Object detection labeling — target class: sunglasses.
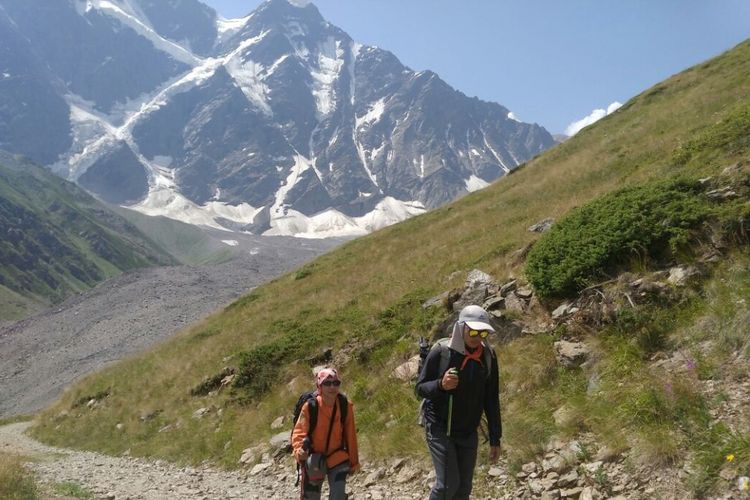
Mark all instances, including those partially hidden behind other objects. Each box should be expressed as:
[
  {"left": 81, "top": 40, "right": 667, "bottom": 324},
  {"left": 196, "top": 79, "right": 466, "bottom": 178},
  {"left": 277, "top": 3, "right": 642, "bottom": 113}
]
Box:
[
  {"left": 468, "top": 329, "right": 490, "bottom": 339},
  {"left": 321, "top": 380, "right": 341, "bottom": 387}
]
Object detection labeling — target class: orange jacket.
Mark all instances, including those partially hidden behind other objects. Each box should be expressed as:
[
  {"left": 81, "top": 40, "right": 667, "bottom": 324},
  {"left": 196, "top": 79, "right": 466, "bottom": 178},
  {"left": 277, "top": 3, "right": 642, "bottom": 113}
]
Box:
[{"left": 291, "top": 394, "right": 360, "bottom": 472}]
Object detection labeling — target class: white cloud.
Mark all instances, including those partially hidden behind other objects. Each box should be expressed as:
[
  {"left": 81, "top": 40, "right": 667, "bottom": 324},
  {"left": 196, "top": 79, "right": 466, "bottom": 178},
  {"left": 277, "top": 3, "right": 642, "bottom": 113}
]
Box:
[
  {"left": 507, "top": 111, "right": 520, "bottom": 122},
  {"left": 565, "top": 101, "right": 622, "bottom": 136}
]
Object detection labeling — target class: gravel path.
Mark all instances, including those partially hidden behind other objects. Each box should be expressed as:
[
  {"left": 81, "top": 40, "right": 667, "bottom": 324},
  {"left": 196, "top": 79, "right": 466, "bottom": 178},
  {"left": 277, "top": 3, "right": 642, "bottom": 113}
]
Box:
[
  {"left": 0, "top": 234, "right": 339, "bottom": 417},
  {"left": 1, "top": 422, "right": 299, "bottom": 499},
  {"left": 1, "top": 422, "right": 438, "bottom": 499}
]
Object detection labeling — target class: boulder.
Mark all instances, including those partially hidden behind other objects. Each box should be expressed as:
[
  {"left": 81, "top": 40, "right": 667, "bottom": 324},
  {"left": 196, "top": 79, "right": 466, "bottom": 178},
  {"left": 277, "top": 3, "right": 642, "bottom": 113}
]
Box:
[
  {"left": 269, "top": 431, "right": 290, "bottom": 450},
  {"left": 392, "top": 355, "right": 421, "bottom": 381},
  {"left": 554, "top": 341, "right": 591, "bottom": 368}
]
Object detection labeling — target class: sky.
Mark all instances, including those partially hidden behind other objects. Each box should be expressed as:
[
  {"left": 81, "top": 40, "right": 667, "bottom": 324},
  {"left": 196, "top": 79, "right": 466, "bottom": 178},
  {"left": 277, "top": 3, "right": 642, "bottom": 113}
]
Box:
[{"left": 202, "top": 0, "right": 750, "bottom": 135}]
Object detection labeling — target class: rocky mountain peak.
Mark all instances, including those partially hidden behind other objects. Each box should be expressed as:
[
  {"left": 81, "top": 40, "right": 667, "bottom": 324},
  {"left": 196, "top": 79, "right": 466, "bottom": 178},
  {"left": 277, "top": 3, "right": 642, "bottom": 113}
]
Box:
[{"left": 0, "top": 0, "right": 555, "bottom": 238}]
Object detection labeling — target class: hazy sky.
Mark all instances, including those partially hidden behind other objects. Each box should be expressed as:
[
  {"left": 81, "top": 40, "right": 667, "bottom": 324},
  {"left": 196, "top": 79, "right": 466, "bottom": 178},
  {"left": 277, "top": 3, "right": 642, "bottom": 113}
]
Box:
[{"left": 203, "top": 0, "right": 750, "bottom": 135}]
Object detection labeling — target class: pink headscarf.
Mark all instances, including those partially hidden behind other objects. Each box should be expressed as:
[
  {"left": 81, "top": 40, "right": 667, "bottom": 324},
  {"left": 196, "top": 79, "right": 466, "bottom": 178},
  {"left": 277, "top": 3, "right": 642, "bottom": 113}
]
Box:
[{"left": 316, "top": 368, "right": 340, "bottom": 386}]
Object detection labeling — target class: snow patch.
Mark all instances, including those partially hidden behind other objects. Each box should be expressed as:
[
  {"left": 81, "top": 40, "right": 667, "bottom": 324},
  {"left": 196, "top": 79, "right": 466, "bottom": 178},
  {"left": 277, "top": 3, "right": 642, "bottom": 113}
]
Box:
[
  {"left": 507, "top": 111, "right": 520, "bottom": 122},
  {"left": 355, "top": 97, "right": 386, "bottom": 129},
  {"left": 465, "top": 175, "right": 490, "bottom": 192},
  {"left": 77, "top": 0, "right": 200, "bottom": 66},
  {"left": 287, "top": 0, "right": 311, "bottom": 6},
  {"left": 130, "top": 180, "right": 259, "bottom": 232},
  {"left": 221, "top": 240, "right": 239, "bottom": 246},
  {"left": 309, "top": 37, "right": 345, "bottom": 118},
  {"left": 216, "top": 14, "right": 252, "bottom": 46},
  {"left": 223, "top": 31, "right": 273, "bottom": 115},
  {"left": 270, "top": 155, "right": 312, "bottom": 217},
  {"left": 565, "top": 101, "right": 622, "bottom": 136},
  {"left": 264, "top": 196, "right": 426, "bottom": 238}
]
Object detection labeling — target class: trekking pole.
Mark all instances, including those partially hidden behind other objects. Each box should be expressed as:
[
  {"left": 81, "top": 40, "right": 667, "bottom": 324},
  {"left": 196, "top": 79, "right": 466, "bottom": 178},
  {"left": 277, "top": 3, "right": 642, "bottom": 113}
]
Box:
[
  {"left": 446, "top": 395, "right": 453, "bottom": 437},
  {"left": 446, "top": 368, "right": 457, "bottom": 437},
  {"left": 300, "top": 437, "right": 311, "bottom": 500}
]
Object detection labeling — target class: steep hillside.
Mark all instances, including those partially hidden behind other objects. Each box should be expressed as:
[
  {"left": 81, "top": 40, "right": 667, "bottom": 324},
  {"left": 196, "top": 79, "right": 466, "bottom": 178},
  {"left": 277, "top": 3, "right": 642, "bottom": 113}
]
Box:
[
  {"left": 33, "top": 40, "right": 750, "bottom": 497},
  {"left": 0, "top": 153, "right": 175, "bottom": 320}
]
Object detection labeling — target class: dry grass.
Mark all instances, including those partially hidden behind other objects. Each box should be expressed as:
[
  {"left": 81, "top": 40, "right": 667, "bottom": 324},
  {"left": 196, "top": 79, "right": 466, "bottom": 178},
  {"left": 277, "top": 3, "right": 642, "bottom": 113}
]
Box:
[{"left": 0, "top": 452, "right": 38, "bottom": 500}]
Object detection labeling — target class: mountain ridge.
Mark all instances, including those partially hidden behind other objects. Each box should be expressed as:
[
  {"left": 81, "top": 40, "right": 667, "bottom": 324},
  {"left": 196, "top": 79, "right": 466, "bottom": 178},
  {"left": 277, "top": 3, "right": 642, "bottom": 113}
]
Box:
[{"left": 0, "top": 0, "right": 554, "bottom": 237}]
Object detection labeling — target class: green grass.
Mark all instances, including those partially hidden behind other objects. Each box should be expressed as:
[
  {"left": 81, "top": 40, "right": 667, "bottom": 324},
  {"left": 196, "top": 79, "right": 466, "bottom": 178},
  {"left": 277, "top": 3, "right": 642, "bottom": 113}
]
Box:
[
  {"left": 28, "top": 37, "right": 750, "bottom": 496},
  {"left": 0, "top": 453, "right": 38, "bottom": 500},
  {"left": 53, "top": 481, "right": 93, "bottom": 499},
  {"left": 0, "top": 156, "right": 174, "bottom": 320}
]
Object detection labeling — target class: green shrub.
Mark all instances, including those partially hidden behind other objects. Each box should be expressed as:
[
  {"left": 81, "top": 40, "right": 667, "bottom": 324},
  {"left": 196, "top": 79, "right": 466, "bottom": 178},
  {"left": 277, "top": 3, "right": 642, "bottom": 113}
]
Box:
[{"left": 526, "top": 179, "right": 715, "bottom": 298}]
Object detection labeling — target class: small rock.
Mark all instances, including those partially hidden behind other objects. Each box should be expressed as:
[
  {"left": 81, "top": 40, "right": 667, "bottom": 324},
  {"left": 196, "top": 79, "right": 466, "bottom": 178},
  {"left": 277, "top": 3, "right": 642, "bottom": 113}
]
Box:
[
  {"left": 521, "top": 462, "right": 538, "bottom": 474},
  {"left": 554, "top": 341, "right": 591, "bottom": 368},
  {"left": 115, "top": 423, "right": 124, "bottom": 431},
  {"left": 392, "top": 355, "right": 421, "bottom": 381},
  {"left": 239, "top": 448, "right": 256, "bottom": 465},
  {"left": 192, "top": 407, "right": 210, "bottom": 419},
  {"left": 552, "top": 303, "right": 572, "bottom": 319},
  {"left": 528, "top": 218, "right": 555, "bottom": 233},
  {"left": 270, "top": 415, "right": 285, "bottom": 430},
  {"left": 250, "top": 462, "right": 272, "bottom": 476},
  {"left": 488, "top": 466, "right": 504, "bottom": 477},
  {"left": 560, "top": 486, "right": 583, "bottom": 498}
]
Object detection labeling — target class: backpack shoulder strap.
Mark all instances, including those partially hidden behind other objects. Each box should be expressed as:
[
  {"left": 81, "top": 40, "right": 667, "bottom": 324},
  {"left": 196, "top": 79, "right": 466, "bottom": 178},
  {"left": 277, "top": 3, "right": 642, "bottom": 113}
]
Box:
[
  {"left": 436, "top": 339, "right": 451, "bottom": 375},
  {"left": 483, "top": 343, "right": 497, "bottom": 379},
  {"left": 337, "top": 393, "right": 348, "bottom": 426},
  {"left": 307, "top": 397, "right": 319, "bottom": 435}
]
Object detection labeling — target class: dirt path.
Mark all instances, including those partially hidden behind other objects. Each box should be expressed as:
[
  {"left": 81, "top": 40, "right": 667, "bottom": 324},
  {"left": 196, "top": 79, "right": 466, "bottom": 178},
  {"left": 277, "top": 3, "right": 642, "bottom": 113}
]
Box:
[{"left": 0, "top": 422, "right": 436, "bottom": 499}]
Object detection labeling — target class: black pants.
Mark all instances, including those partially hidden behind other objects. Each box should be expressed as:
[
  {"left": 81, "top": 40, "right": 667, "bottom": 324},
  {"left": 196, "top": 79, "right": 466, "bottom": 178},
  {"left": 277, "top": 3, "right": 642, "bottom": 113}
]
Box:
[{"left": 425, "top": 422, "right": 478, "bottom": 500}]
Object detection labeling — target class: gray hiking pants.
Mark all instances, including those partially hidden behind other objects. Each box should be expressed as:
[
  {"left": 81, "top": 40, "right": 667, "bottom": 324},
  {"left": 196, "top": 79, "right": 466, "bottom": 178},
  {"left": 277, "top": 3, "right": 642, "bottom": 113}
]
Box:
[
  {"left": 302, "top": 462, "right": 349, "bottom": 500},
  {"left": 425, "top": 422, "right": 478, "bottom": 500}
]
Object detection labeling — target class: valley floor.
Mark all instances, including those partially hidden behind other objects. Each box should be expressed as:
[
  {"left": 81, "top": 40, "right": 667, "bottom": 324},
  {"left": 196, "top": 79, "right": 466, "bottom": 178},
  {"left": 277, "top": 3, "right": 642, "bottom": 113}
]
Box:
[{"left": 0, "top": 235, "right": 336, "bottom": 418}]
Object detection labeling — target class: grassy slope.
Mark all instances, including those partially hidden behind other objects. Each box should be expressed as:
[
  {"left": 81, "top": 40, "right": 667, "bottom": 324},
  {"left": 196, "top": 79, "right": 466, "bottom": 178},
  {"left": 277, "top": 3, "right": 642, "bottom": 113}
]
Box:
[
  {"left": 33, "top": 39, "right": 750, "bottom": 487},
  {"left": 0, "top": 155, "right": 176, "bottom": 319}
]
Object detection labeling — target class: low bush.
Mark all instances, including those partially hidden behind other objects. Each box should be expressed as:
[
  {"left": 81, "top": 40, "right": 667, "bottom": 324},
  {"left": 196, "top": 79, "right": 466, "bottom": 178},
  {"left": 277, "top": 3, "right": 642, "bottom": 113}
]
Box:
[{"left": 526, "top": 179, "right": 724, "bottom": 298}]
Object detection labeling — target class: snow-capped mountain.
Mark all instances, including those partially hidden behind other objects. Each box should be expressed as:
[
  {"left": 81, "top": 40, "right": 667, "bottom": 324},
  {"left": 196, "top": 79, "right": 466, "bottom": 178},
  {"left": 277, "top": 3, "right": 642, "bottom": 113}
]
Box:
[{"left": 0, "top": 0, "right": 555, "bottom": 238}]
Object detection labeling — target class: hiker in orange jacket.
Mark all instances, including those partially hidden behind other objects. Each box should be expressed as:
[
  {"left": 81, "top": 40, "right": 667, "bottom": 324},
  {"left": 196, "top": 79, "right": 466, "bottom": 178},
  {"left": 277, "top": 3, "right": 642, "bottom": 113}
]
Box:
[{"left": 292, "top": 368, "right": 360, "bottom": 500}]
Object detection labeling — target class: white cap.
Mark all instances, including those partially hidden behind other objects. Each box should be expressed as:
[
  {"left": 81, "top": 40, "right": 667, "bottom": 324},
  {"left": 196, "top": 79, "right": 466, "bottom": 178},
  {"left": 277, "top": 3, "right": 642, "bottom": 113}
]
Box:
[{"left": 458, "top": 305, "right": 494, "bottom": 332}]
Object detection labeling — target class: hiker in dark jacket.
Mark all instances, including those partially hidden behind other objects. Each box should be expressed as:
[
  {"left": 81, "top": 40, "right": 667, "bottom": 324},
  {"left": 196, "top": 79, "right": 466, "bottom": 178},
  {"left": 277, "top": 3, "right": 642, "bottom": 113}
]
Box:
[{"left": 416, "top": 305, "right": 502, "bottom": 500}]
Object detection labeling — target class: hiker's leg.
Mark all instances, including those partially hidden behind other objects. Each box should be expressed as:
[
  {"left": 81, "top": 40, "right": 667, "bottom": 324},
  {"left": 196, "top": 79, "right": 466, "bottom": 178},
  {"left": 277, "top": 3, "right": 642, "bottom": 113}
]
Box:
[
  {"left": 425, "top": 422, "right": 459, "bottom": 500},
  {"left": 452, "top": 431, "right": 479, "bottom": 500},
  {"left": 326, "top": 462, "right": 350, "bottom": 500},
  {"left": 303, "top": 473, "right": 323, "bottom": 500}
]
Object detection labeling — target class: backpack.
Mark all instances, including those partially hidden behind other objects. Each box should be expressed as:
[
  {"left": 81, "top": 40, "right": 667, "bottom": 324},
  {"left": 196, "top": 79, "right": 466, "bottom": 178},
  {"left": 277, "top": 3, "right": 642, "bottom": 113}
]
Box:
[{"left": 416, "top": 337, "right": 495, "bottom": 426}]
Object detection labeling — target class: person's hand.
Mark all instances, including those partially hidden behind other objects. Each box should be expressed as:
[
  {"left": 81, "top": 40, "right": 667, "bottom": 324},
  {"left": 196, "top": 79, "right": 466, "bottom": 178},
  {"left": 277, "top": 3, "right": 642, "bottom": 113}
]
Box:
[
  {"left": 489, "top": 445, "right": 501, "bottom": 463},
  {"left": 441, "top": 369, "right": 459, "bottom": 391},
  {"left": 296, "top": 449, "right": 309, "bottom": 463}
]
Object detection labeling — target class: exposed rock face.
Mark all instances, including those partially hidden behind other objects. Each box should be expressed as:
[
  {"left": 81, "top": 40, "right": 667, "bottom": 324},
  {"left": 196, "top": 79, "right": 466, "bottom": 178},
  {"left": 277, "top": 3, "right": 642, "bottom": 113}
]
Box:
[{"left": 0, "top": 0, "right": 555, "bottom": 237}]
